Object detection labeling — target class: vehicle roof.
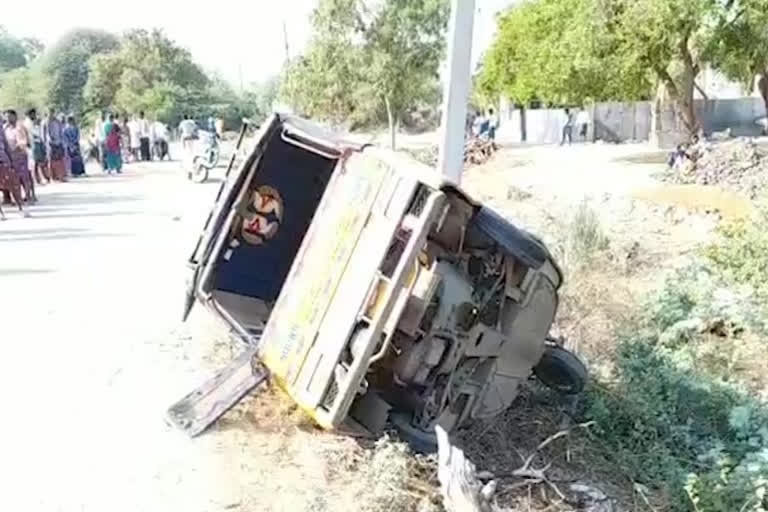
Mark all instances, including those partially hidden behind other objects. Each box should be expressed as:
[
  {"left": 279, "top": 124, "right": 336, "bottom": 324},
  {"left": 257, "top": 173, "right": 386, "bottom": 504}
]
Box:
[
  {"left": 278, "top": 113, "right": 479, "bottom": 207},
  {"left": 361, "top": 146, "right": 479, "bottom": 207}
]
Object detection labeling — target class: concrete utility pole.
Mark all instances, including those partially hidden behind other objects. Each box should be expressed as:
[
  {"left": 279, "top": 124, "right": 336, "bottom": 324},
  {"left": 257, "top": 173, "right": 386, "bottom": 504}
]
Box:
[
  {"left": 437, "top": 0, "right": 475, "bottom": 185},
  {"left": 283, "top": 20, "right": 291, "bottom": 63}
]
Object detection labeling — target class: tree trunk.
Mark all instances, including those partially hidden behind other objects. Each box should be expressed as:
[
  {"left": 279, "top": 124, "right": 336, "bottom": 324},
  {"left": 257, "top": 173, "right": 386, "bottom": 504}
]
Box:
[
  {"left": 384, "top": 96, "right": 397, "bottom": 150},
  {"left": 759, "top": 73, "right": 768, "bottom": 134},
  {"left": 650, "top": 82, "right": 665, "bottom": 147},
  {"left": 519, "top": 105, "right": 527, "bottom": 142},
  {"left": 676, "top": 34, "right": 700, "bottom": 139}
]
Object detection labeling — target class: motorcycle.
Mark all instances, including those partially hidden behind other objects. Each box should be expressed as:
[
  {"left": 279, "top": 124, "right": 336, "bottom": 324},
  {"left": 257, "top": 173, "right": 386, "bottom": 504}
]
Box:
[{"left": 187, "top": 130, "right": 221, "bottom": 184}]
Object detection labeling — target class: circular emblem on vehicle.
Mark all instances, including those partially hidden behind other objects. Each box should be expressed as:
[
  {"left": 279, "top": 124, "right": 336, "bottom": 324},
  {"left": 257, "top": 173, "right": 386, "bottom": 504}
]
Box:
[{"left": 241, "top": 185, "right": 283, "bottom": 245}]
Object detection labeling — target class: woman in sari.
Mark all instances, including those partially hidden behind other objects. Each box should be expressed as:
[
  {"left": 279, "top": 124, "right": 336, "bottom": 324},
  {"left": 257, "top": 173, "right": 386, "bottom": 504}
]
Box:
[
  {"left": 44, "top": 110, "right": 67, "bottom": 181},
  {"left": 64, "top": 116, "right": 85, "bottom": 177},
  {"left": 104, "top": 114, "right": 123, "bottom": 174},
  {"left": 0, "top": 121, "right": 27, "bottom": 219},
  {"left": 4, "top": 109, "right": 36, "bottom": 203}
]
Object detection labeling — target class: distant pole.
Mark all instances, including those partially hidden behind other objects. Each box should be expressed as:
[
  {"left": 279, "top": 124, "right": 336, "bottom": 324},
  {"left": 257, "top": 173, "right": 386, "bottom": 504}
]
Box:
[
  {"left": 437, "top": 0, "right": 475, "bottom": 185},
  {"left": 283, "top": 20, "right": 291, "bottom": 63}
]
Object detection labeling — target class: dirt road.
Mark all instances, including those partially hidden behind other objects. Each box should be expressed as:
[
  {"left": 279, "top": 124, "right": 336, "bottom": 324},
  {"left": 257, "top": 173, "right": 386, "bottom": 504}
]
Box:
[
  {"left": 0, "top": 140, "right": 722, "bottom": 512},
  {"left": 0, "top": 161, "right": 367, "bottom": 512}
]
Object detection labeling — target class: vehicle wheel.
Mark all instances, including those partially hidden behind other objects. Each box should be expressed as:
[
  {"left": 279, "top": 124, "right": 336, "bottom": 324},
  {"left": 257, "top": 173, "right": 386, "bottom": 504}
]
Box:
[
  {"left": 190, "top": 161, "right": 209, "bottom": 184},
  {"left": 533, "top": 345, "right": 587, "bottom": 395},
  {"left": 390, "top": 412, "right": 438, "bottom": 453}
]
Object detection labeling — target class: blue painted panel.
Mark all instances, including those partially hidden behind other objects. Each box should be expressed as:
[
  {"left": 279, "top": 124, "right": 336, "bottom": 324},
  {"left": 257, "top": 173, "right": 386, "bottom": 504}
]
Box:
[{"left": 214, "top": 137, "right": 336, "bottom": 302}]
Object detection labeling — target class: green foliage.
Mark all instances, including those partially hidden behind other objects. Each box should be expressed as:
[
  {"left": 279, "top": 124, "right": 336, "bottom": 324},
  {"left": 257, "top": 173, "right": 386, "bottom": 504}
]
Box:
[
  {"left": 280, "top": 0, "right": 448, "bottom": 147},
  {"left": 0, "top": 26, "right": 29, "bottom": 74},
  {"left": 479, "top": 0, "right": 736, "bottom": 134},
  {"left": 83, "top": 29, "right": 209, "bottom": 123},
  {"left": 555, "top": 202, "right": 610, "bottom": 272},
  {"left": 706, "top": 0, "right": 768, "bottom": 112},
  {"left": 0, "top": 67, "right": 44, "bottom": 113},
  {"left": 585, "top": 264, "right": 768, "bottom": 511},
  {"left": 478, "top": 0, "right": 652, "bottom": 105},
  {"left": 204, "top": 76, "right": 280, "bottom": 130},
  {"left": 37, "top": 28, "right": 119, "bottom": 114},
  {"left": 706, "top": 206, "right": 768, "bottom": 302},
  {"left": 0, "top": 27, "right": 44, "bottom": 107}
]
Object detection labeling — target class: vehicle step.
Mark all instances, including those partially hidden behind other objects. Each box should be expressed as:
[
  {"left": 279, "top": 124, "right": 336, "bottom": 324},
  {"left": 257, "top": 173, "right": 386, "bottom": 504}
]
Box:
[{"left": 166, "top": 346, "right": 268, "bottom": 437}]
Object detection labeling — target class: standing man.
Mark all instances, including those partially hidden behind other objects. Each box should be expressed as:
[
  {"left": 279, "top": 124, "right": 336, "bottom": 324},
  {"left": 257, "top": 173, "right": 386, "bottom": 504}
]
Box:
[
  {"left": 465, "top": 110, "right": 476, "bottom": 138},
  {"left": 138, "top": 111, "right": 152, "bottom": 161},
  {"left": 152, "top": 120, "right": 170, "bottom": 161},
  {"left": 179, "top": 115, "right": 197, "bottom": 151},
  {"left": 576, "top": 107, "right": 590, "bottom": 141},
  {"left": 25, "top": 109, "right": 49, "bottom": 184},
  {"left": 473, "top": 110, "right": 489, "bottom": 137},
  {"left": 4, "top": 109, "right": 35, "bottom": 203},
  {"left": 43, "top": 109, "right": 67, "bottom": 181},
  {"left": 487, "top": 107, "right": 499, "bottom": 141},
  {"left": 127, "top": 114, "right": 141, "bottom": 162},
  {"left": 0, "top": 118, "right": 28, "bottom": 219},
  {"left": 560, "top": 108, "right": 574, "bottom": 146}
]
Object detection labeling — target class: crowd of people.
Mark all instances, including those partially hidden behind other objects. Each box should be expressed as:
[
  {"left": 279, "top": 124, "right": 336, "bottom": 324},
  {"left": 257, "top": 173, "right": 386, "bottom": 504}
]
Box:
[
  {"left": 467, "top": 108, "right": 500, "bottom": 140},
  {"left": 0, "top": 108, "right": 86, "bottom": 219},
  {"left": 0, "top": 106, "right": 177, "bottom": 220},
  {"left": 89, "top": 111, "right": 172, "bottom": 174}
]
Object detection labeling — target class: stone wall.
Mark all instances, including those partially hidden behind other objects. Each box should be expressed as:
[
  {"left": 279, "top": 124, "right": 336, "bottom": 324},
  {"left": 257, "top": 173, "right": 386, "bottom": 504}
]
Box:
[{"left": 497, "top": 96, "right": 766, "bottom": 147}]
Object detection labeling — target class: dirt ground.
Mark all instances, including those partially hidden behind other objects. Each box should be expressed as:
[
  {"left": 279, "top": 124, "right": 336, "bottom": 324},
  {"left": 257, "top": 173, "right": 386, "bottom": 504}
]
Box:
[{"left": 0, "top": 138, "right": 739, "bottom": 511}]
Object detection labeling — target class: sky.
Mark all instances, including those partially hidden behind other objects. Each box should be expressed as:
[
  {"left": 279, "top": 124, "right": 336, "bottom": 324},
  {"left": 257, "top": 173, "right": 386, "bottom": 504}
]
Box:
[{"left": 4, "top": 0, "right": 514, "bottom": 88}]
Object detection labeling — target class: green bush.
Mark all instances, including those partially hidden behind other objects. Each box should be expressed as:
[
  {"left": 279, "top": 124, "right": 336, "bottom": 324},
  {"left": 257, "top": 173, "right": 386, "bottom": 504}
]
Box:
[
  {"left": 556, "top": 201, "right": 610, "bottom": 273},
  {"left": 706, "top": 206, "right": 768, "bottom": 303},
  {"left": 584, "top": 267, "right": 768, "bottom": 511},
  {"left": 586, "top": 339, "right": 768, "bottom": 511}
]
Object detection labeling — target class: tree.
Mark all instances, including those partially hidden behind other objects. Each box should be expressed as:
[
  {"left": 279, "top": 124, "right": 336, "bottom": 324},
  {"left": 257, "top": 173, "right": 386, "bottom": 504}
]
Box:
[
  {"left": 0, "top": 27, "right": 28, "bottom": 74},
  {"left": 477, "top": 0, "right": 652, "bottom": 107},
  {"left": 481, "top": 0, "right": 737, "bottom": 139},
  {"left": 83, "top": 29, "right": 210, "bottom": 124},
  {"left": 708, "top": 0, "right": 768, "bottom": 118},
  {"left": 280, "top": 0, "right": 449, "bottom": 149},
  {"left": 20, "top": 37, "right": 44, "bottom": 62},
  {"left": 612, "top": 0, "right": 723, "bottom": 137},
  {"left": 38, "top": 28, "right": 119, "bottom": 114},
  {"left": 364, "top": 0, "right": 449, "bottom": 148},
  {"left": 0, "top": 67, "right": 43, "bottom": 112},
  {"left": 280, "top": 1, "right": 367, "bottom": 126}
]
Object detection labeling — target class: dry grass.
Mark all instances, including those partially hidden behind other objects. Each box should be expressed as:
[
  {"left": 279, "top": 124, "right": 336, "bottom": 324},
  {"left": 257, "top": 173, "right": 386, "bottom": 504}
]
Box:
[{"left": 456, "top": 386, "right": 643, "bottom": 512}]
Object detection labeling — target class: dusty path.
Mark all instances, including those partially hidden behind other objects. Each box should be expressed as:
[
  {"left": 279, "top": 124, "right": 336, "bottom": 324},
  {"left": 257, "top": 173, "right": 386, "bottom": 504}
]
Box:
[
  {"left": 0, "top": 140, "right": 723, "bottom": 512},
  {"left": 0, "top": 161, "right": 365, "bottom": 512}
]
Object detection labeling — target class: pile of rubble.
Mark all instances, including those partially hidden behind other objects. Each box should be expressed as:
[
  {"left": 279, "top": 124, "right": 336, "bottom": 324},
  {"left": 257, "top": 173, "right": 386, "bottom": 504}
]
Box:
[
  {"left": 403, "top": 137, "right": 498, "bottom": 169},
  {"left": 665, "top": 138, "right": 768, "bottom": 198},
  {"left": 403, "top": 145, "right": 439, "bottom": 167},
  {"left": 464, "top": 137, "right": 497, "bottom": 166}
]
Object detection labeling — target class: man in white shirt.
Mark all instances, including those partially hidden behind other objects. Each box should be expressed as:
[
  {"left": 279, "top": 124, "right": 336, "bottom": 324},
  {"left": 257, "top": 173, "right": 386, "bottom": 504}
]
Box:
[
  {"left": 576, "top": 108, "right": 590, "bottom": 141},
  {"left": 178, "top": 115, "right": 198, "bottom": 151},
  {"left": 94, "top": 112, "right": 108, "bottom": 171},
  {"left": 138, "top": 111, "right": 152, "bottom": 161},
  {"left": 152, "top": 121, "right": 170, "bottom": 160},
  {"left": 127, "top": 115, "right": 141, "bottom": 161}
]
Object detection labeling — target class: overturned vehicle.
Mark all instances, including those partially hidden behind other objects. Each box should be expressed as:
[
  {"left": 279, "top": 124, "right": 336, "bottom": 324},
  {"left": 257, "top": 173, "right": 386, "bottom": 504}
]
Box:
[{"left": 168, "top": 115, "right": 586, "bottom": 450}]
